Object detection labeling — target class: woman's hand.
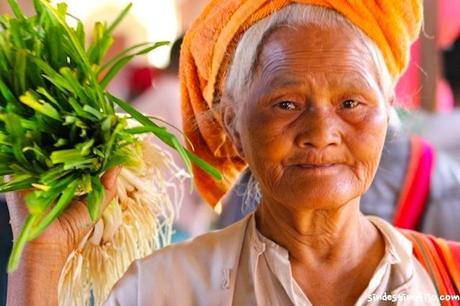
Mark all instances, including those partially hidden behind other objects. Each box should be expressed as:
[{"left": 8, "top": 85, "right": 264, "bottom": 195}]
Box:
[{"left": 6, "top": 167, "right": 120, "bottom": 306}]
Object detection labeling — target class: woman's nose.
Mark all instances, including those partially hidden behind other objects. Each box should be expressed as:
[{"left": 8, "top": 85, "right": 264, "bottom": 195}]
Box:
[{"left": 295, "top": 107, "right": 341, "bottom": 149}]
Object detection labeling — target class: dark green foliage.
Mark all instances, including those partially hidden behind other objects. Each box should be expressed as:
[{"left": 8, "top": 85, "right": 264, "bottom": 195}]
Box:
[{"left": 0, "top": 0, "right": 221, "bottom": 271}]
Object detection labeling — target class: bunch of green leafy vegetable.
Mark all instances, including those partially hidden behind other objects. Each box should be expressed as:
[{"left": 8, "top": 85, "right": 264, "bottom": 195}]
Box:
[{"left": 0, "top": 0, "right": 221, "bottom": 271}]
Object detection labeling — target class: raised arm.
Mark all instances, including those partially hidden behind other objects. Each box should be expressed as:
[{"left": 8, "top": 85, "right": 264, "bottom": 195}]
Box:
[{"left": 6, "top": 168, "right": 120, "bottom": 306}]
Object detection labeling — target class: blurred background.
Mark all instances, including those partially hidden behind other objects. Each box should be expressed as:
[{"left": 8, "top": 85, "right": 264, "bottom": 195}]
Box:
[{"left": 0, "top": 0, "right": 460, "bottom": 305}]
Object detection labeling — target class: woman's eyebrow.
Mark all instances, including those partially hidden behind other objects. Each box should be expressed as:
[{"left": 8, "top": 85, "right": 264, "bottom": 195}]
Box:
[
  {"left": 264, "top": 77, "right": 304, "bottom": 88},
  {"left": 262, "top": 73, "right": 375, "bottom": 92},
  {"left": 328, "top": 70, "right": 378, "bottom": 92}
]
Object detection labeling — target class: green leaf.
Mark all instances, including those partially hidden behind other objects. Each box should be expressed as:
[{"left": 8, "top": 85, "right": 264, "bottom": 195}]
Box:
[
  {"left": 85, "top": 3, "right": 133, "bottom": 65},
  {"left": 22, "top": 144, "right": 49, "bottom": 161},
  {"left": 65, "top": 97, "right": 94, "bottom": 120},
  {"left": 7, "top": 0, "right": 27, "bottom": 20},
  {"left": 104, "top": 151, "right": 133, "bottom": 171},
  {"left": 75, "top": 18, "right": 85, "bottom": 47},
  {"left": 76, "top": 138, "right": 95, "bottom": 155},
  {"left": 101, "top": 118, "right": 125, "bottom": 169},
  {"left": 2, "top": 113, "right": 30, "bottom": 167},
  {"left": 31, "top": 58, "right": 74, "bottom": 92},
  {"left": 19, "top": 91, "right": 61, "bottom": 120},
  {"left": 81, "top": 173, "right": 92, "bottom": 193},
  {"left": 97, "top": 42, "right": 156, "bottom": 73},
  {"left": 124, "top": 125, "right": 170, "bottom": 137},
  {"left": 99, "top": 56, "right": 131, "bottom": 89},
  {"left": 0, "top": 152, "right": 13, "bottom": 163},
  {"left": 56, "top": 2, "right": 68, "bottom": 19},
  {"left": 50, "top": 148, "right": 84, "bottom": 164},
  {"left": 0, "top": 78, "right": 18, "bottom": 105},
  {"left": 99, "top": 42, "right": 168, "bottom": 88},
  {"left": 82, "top": 105, "right": 103, "bottom": 120},
  {"left": 109, "top": 94, "right": 222, "bottom": 180},
  {"left": 186, "top": 151, "right": 223, "bottom": 181},
  {"left": 7, "top": 214, "right": 40, "bottom": 272},
  {"left": 62, "top": 158, "right": 97, "bottom": 170},
  {"left": 106, "top": 3, "right": 132, "bottom": 35},
  {"left": 28, "top": 179, "right": 80, "bottom": 239},
  {"left": 36, "top": 87, "right": 60, "bottom": 108},
  {"left": 13, "top": 49, "right": 27, "bottom": 94},
  {"left": 86, "top": 176, "right": 104, "bottom": 221},
  {"left": 44, "top": 25, "right": 64, "bottom": 68},
  {"left": 108, "top": 94, "right": 172, "bottom": 137},
  {"left": 87, "top": 22, "right": 113, "bottom": 65},
  {"left": 40, "top": 166, "right": 71, "bottom": 185},
  {"left": 0, "top": 175, "right": 36, "bottom": 192},
  {"left": 32, "top": 0, "right": 44, "bottom": 16},
  {"left": 39, "top": 0, "right": 91, "bottom": 70},
  {"left": 59, "top": 67, "right": 89, "bottom": 103},
  {"left": 98, "top": 41, "right": 168, "bottom": 75},
  {"left": 171, "top": 136, "right": 192, "bottom": 174},
  {"left": 25, "top": 188, "right": 60, "bottom": 215},
  {"left": 53, "top": 138, "right": 67, "bottom": 147},
  {"left": 0, "top": 167, "right": 14, "bottom": 176}
]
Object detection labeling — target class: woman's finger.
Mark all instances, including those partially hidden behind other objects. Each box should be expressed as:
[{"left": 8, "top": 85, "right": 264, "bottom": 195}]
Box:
[
  {"left": 60, "top": 167, "right": 122, "bottom": 248},
  {"left": 101, "top": 166, "right": 122, "bottom": 191}
]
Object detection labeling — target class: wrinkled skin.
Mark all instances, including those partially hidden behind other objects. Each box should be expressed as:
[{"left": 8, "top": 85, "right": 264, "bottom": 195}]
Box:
[
  {"left": 223, "top": 24, "right": 390, "bottom": 305},
  {"left": 225, "top": 24, "right": 389, "bottom": 212}
]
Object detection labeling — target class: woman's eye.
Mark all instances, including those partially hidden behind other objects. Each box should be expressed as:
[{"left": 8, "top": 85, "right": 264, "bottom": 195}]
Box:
[
  {"left": 275, "top": 101, "right": 297, "bottom": 111},
  {"left": 341, "top": 99, "right": 360, "bottom": 109}
]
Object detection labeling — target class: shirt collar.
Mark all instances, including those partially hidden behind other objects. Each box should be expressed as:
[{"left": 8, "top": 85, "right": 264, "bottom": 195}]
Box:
[
  {"left": 367, "top": 215, "right": 415, "bottom": 278},
  {"left": 247, "top": 213, "right": 414, "bottom": 279}
]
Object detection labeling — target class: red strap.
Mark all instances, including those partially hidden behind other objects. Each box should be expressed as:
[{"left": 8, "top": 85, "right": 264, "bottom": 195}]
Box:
[
  {"left": 401, "top": 229, "right": 460, "bottom": 301},
  {"left": 393, "top": 136, "right": 435, "bottom": 230}
]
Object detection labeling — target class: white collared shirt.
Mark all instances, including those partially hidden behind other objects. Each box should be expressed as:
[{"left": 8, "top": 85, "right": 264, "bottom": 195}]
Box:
[{"left": 106, "top": 214, "right": 438, "bottom": 305}]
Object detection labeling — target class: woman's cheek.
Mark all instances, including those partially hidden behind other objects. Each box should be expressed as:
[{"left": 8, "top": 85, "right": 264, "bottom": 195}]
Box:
[
  {"left": 340, "top": 104, "right": 386, "bottom": 127},
  {"left": 241, "top": 124, "right": 291, "bottom": 193},
  {"left": 244, "top": 114, "right": 293, "bottom": 153},
  {"left": 341, "top": 106, "right": 387, "bottom": 185},
  {"left": 348, "top": 107, "right": 387, "bottom": 147}
]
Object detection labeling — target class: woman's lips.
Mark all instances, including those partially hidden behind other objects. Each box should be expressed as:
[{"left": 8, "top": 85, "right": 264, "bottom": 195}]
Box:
[
  {"left": 295, "top": 163, "right": 337, "bottom": 169},
  {"left": 291, "top": 163, "right": 342, "bottom": 174}
]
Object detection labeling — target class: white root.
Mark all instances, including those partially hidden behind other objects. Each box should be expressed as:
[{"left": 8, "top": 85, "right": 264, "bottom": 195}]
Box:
[
  {"left": 102, "top": 200, "right": 123, "bottom": 242},
  {"left": 89, "top": 219, "right": 104, "bottom": 246},
  {"left": 57, "top": 138, "right": 189, "bottom": 306}
]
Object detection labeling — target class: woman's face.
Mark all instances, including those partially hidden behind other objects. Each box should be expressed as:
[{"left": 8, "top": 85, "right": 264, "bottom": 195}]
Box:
[{"left": 226, "top": 24, "right": 389, "bottom": 210}]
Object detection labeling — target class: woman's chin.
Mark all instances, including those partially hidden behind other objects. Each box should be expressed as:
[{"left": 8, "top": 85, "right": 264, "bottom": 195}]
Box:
[
  {"left": 273, "top": 181, "right": 361, "bottom": 211},
  {"left": 292, "top": 197, "right": 356, "bottom": 211}
]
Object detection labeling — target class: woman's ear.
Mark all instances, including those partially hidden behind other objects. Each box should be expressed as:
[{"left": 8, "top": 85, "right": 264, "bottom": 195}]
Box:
[{"left": 221, "top": 96, "right": 245, "bottom": 158}]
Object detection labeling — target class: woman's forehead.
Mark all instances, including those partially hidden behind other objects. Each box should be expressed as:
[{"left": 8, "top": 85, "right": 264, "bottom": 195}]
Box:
[
  {"left": 258, "top": 25, "right": 370, "bottom": 67},
  {"left": 255, "top": 72, "right": 377, "bottom": 94},
  {"left": 253, "top": 25, "right": 379, "bottom": 92}
]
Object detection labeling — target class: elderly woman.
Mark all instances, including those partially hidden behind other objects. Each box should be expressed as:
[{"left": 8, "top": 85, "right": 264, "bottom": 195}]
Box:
[{"left": 7, "top": 0, "right": 460, "bottom": 305}]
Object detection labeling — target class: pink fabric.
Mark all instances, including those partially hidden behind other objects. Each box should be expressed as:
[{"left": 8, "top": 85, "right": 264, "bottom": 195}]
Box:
[
  {"left": 393, "top": 137, "right": 435, "bottom": 230},
  {"left": 438, "top": 0, "right": 460, "bottom": 49}
]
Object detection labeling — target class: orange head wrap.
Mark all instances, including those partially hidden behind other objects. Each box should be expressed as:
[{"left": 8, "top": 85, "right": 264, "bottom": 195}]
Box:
[{"left": 180, "top": 0, "right": 423, "bottom": 206}]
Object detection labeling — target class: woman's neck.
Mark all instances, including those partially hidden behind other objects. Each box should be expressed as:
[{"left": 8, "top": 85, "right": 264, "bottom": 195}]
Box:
[{"left": 254, "top": 198, "right": 383, "bottom": 267}]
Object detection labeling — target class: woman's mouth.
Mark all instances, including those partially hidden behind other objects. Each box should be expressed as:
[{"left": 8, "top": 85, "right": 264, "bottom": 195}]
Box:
[
  {"left": 295, "top": 163, "right": 337, "bottom": 169},
  {"left": 291, "top": 163, "right": 342, "bottom": 175}
]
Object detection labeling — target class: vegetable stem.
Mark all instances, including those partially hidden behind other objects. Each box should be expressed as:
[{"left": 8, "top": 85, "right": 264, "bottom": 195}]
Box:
[{"left": 7, "top": 214, "right": 39, "bottom": 272}]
